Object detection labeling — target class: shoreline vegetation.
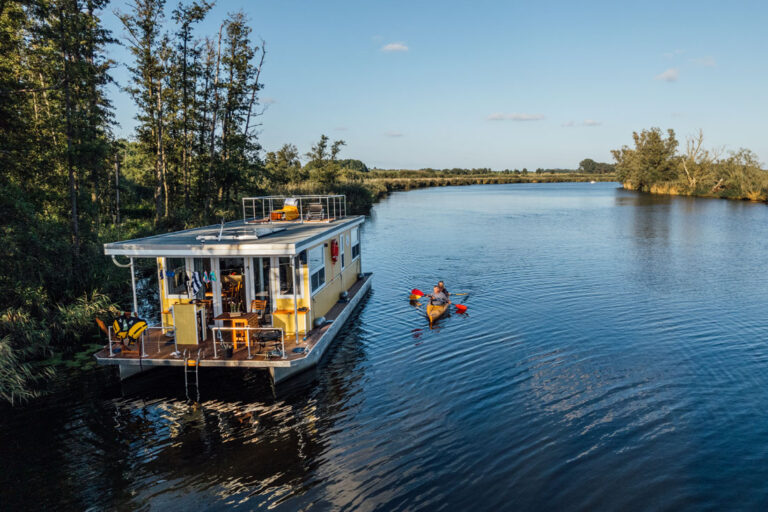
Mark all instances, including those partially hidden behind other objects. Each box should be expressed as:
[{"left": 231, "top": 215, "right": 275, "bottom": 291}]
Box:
[{"left": 613, "top": 128, "right": 768, "bottom": 202}]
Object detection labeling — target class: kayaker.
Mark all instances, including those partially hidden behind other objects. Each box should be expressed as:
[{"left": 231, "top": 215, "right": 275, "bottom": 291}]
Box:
[
  {"left": 437, "top": 281, "right": 449, "bottom": 296},
  {"left": 428, "top": 286, "right": 450, "bottom": 306}
]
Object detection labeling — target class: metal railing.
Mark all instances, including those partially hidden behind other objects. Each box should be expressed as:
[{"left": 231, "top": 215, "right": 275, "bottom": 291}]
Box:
[
  {"left": 242, "top": 195, "right": 347, "bottom": 224},
  {"left": 210, "top": 326, "right": 286, "bottom": 360},
  {"left": 108, "top": 325, "right": 172, "bottom": 358}
]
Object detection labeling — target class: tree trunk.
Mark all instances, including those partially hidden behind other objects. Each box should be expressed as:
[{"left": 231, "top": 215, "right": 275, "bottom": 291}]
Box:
[
  {"left": 206, "top": 24, "right": 223, "bottom": 217},
  {"left": 59, "top": 4, "right": 79, "bottom": 263}
]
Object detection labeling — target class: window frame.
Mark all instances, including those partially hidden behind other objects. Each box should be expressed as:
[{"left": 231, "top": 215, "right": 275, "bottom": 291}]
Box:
[
  {"left": 274, "top": 256, "right": 304, "bottom": 299},
  {"left": 351, "top": 227, "right": 361, "bottom": 260},
  {"left": 164, "top": 257, "right": 191, "bottom": 299},
  {"left": 308, "top": 245, "right": 326, "bottom": 294}
]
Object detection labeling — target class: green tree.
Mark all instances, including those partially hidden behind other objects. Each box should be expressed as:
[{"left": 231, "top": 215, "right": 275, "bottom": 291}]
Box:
[
  {"left": 117, "top": 0, "right": 168, "bottom": 225},
  {"left": 305, "top": 134, "right": 346, "bottom": 185},
  {"left": 265, "top": 143, "right": 304, "bottom": 185},
  {"left": 172, "top": 0, "right": 212, "bottom": 210},
  {"left": 579, "top": 158, "right": 597, "bottom": 173},
  {"left": 612, "top": 128, "right": 678, "bottom": 189}
]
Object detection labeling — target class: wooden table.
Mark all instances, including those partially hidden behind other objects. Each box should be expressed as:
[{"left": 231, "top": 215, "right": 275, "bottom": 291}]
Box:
[{"left": 213, "top": 312, "right": 260, "bottom": 349}]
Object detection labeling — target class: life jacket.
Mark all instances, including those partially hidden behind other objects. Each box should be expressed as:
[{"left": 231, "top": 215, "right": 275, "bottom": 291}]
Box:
[{"left": 112, "top": 315, "right": 148, "bottom": 344}]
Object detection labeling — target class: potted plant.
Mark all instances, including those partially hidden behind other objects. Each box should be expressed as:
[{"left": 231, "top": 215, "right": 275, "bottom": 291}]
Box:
[{"left": 229, "top": 300, "right": 241, "bottom": 317}]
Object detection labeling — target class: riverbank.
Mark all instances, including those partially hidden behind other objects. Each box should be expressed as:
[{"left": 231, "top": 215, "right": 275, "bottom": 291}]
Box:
[
  {"left": 622, "top": 181, "right": 767, "bottom": 202},
  {"left": 613, "top": 128, "right": 768, "bottom": 203},
  {"left": 273, "top": 173, "right": 615, "bottom": 216},
  {"left": 363, "top": 173, "right": 615, "bottom": 196}
]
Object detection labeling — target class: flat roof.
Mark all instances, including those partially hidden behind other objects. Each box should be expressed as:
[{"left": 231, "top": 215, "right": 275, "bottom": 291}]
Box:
[{"left": 104, "top": 216, "right": 365, "bottom": 257}]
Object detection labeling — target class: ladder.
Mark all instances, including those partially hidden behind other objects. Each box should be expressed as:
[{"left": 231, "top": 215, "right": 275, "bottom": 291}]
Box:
[{"left": 183, "top": 348, "right": 202, "bottom": 402}]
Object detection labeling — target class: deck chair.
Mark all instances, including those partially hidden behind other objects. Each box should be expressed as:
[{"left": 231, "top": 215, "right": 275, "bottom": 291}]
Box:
[
  {"left": 250, "top": 299, "right": 267, "bottom": 321},
  {"left": 270, "top": 198, "right": 300, "bottom": 221},
  {"left": 305, "top": 202, "right": 325, "bottom": 220}
]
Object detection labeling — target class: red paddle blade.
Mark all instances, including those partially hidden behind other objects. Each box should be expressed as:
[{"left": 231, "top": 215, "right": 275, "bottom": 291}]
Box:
[
  {"left": 411, "top": 288, "right": 425, "bottom": 297},
  {"left": 455, "top": 304, "right": 467, "bottom": 313}
]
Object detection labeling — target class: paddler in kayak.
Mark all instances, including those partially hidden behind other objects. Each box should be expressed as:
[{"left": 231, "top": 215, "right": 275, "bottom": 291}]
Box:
[
  {"left": 426, "top": 286, "right": 451, "bottom": 324},
  {"left": 437, "top": 281, "right": 449, "bottom": 297},
  {"left": 428, "top": 285, "right": 450, "bottom": 305}
]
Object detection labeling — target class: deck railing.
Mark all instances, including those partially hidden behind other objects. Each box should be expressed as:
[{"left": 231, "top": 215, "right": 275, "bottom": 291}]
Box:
[
  {"left": 210, "top": 326, "right": 286, "bottom": 360},
  {"left": 242, "top": 195, "right": 347, "bottom": 224},
  {"left": 108, "top": 325, "right": 171, "bottom": 358}
]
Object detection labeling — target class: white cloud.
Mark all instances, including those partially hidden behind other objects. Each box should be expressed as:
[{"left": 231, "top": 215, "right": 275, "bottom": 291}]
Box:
[
  {"left": 655, "top": 68, "right": 679, "bottom": 82},
  {"left": 663, "top": 49, "right": 685, "bottom": 58},
  {"left": 381, "top": 42, "right": 408, "bottom": 52},
  {"left": 690, "top": 56, "right": 716, "bottom": 67},
  {"left": 487, "top": 113, "right": 545, "bottom": 121},
  {"left": 384, "top": 130, "right": 403, "bottom": 137},
  {"left": 262, "top": 97, "right": 277, "bottom": 105},
  {"left": 562, "top": 119, "right": 601, "bottom": 127}
]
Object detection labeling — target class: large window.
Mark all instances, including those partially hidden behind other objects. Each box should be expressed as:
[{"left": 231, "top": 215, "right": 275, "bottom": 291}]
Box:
[
  {"left": 278, "top": 257, "right": 294, "bottom": 295},
  {"left": 166, "top": 258, "right": 188, "bottom": 296},
  {"left": 351, "top": 228, "right": 360, "bottom": 259},
  {"left": 309, "top": 245, "right": 326, "bottom": 293},
  {"left": 219, "top": 257, "right": 245, "bottom": 313}
]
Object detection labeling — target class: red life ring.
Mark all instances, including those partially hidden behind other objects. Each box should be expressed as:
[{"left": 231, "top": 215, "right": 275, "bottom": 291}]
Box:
[{"left": 331, "top": 239, "right": 339, "bottom": 263}]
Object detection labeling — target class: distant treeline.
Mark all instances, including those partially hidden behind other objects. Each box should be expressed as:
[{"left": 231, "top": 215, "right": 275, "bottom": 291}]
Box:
[
  {"left": 367, "top": 161, "right": 615, "bottom": 178},
  {"left": 613, "top": 128, "right": 768, "bottom": 201}
]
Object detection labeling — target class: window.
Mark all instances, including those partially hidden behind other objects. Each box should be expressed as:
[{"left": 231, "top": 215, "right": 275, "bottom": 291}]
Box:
[
  {"left": 193, "top": 258, "right": 212, "bottom": 300},
  {"left": 219, "top": 257, "right": 245, "bottom": 312},
  {"left": 278, "top": 257, "right": 294, "bottom": 295},
  {"left": 309, "top": 245, "right": 326, "bottom": 292},
  {"left": 166, "top": 258, "right": 188, "bottom": 296},
  {"left": 340, "top": 235, "right": 346, "bottom": 268},
  {"left": 351, "top": 228, "right": 360, "bottom": 259}
]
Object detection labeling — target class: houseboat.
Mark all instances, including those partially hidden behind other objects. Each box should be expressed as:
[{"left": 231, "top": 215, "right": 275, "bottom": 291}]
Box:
[{"left": 94, "top": 195, "right": 372, "bottom": 389}]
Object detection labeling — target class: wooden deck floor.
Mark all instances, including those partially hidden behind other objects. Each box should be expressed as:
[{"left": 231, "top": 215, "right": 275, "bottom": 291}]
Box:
[{"left": 94, "top": 274, "right": 370, "bottom": 366}]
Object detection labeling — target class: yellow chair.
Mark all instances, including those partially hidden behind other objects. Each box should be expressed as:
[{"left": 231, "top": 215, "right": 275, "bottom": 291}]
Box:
[
  {"left": 270, "top": 198, "right": 300, "bottom": 221},
  {"left": 231, "top": 317, "right": 249, "bottom": 349},
  {"left": 250, "top": 299, "right": 267, "bottom": 322}
]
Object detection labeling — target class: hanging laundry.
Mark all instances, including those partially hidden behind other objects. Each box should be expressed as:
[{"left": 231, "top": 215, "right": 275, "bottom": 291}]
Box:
[
  {"left": 165, "top": 270, "right": 175, "bottom": 278},
  {"left": 203, "top": 271, "right": 210, "bottom": 283},
  {"left": 210, "top": 271, "right": 217, "bottom": 282},
  {"left": 190, "top": 271, "right": 203, "bottom": 296}
]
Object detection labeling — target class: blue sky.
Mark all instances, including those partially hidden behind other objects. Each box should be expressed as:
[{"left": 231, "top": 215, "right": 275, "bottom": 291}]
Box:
[{"left": 102, "top": 0, "right": 768, "bottom": 170}]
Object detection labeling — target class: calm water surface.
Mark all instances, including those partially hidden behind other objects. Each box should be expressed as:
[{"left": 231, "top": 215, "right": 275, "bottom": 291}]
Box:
[{"left": 3, "top": 182, "right": 768, "bottom": 511}]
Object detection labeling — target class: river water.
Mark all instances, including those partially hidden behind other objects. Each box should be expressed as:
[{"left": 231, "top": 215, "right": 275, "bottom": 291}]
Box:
[{"left": 3, "top": 182, "right": 768, "bottom": 511}]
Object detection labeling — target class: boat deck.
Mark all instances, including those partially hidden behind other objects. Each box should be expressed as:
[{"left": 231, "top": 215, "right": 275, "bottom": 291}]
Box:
[{"left": 94, "top": 274, "right": 371, "bottom": 368}]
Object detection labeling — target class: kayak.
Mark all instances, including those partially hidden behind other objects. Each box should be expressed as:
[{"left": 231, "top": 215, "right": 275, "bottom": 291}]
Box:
[{"left": 426, "top": 302, "right": 449, "bottom": 323}]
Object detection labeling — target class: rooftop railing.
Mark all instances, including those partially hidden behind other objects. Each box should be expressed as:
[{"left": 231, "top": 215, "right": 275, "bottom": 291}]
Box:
[{"left": 242, "top": 195, "right": 347, "bottom": 224}]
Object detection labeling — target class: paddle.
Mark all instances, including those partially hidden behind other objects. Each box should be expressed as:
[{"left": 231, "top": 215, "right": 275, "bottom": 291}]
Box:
[
  {"left": 411, "top": 288, "right": 469, "bottom": 298},
  {"left": 410, "top": 289, "right": 468, "bottom": 313},
  {"left": 410, "top": 288, "right": 426, "bottom": 300}
]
